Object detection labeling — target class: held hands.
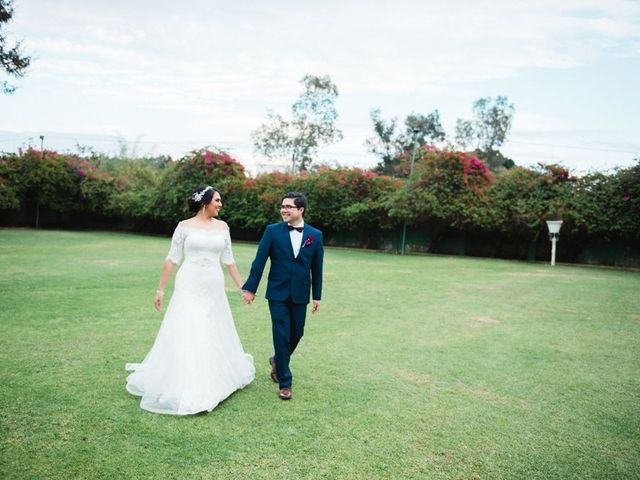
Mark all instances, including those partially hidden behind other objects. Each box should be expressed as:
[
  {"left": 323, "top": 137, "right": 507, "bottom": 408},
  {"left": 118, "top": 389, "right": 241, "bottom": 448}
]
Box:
[{"left": 241, "top": 290, "right": 256, "bottom": 304}]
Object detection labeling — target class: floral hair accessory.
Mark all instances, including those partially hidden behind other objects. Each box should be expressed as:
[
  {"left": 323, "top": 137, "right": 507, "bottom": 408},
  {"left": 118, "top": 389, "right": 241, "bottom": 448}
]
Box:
[{"left": 192, "top": 186, "right": 213, "bottom": 202}]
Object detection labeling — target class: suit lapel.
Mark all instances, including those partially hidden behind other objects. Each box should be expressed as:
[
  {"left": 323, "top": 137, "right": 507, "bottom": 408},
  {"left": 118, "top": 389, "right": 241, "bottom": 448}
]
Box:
[
  {"left": 299, "top": 224, "right": 309, "bottom": 253},
  {"left": 280, "top": 222, "right": 295, "bottom": 258}
]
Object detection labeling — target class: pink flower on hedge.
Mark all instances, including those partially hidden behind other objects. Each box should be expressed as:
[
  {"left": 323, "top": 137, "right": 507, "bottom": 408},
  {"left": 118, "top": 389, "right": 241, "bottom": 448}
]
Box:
[
  {"left": 623, "top": 194, "right": 632, "bottom": 202},
  {"left": 77, "top": 168, "right": 85, "bottom": 177},
  {"left": 202, "top": 150, "right": 215, "bottom": 165},
  {"left": 470, "top": 158, "right": 484, "bottom": 170}
]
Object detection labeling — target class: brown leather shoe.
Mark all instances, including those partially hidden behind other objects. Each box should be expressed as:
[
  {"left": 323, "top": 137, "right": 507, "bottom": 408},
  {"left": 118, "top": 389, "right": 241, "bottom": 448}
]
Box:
[
  {"left": 268, "top": 356, "right": 278, "bottom": 383},
  {"left": 278, "top": 387, "right": 292, "bottom": 400}
]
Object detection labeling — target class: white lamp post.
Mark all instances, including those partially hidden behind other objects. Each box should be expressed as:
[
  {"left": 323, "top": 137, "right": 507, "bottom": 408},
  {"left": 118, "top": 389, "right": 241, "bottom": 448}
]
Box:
[{"left": 546, "top": 220, "right": 563, "bottom": 266}]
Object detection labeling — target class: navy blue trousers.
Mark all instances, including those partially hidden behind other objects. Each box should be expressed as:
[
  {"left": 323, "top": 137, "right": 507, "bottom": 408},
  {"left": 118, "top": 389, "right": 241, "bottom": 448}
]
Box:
[{"left": 268, "top": 298, "right": 308, "bottom": 389}]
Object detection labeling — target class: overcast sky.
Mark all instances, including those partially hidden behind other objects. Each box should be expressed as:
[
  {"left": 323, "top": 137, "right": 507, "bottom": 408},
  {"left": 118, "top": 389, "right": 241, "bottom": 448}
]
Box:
[{"left": 1, "top": 0, "right": 639, "bottom": 174}]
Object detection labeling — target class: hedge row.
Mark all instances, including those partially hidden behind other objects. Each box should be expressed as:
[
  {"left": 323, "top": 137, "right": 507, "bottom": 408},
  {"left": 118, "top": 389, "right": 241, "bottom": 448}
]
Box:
[
  {"left": 1, "top": 146, "right": 638, "bottom": 258},
  {"left": 0, "top": 147, "right": 402, "bottom": 238}
]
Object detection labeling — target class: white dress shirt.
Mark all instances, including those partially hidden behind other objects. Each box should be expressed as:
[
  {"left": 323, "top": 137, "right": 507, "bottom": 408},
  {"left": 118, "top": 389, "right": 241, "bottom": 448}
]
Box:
[{"left": 289, "top": 220, "right": 304, "bottom": 258}]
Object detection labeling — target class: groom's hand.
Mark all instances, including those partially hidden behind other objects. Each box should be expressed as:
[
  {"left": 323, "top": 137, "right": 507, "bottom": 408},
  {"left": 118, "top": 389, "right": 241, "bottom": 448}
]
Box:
[
  {"left": 241, "top": 290, "right": 255, "bottom": 304},
  {"left": 312, "top": 300, "right": 321, "bottom": 314}
]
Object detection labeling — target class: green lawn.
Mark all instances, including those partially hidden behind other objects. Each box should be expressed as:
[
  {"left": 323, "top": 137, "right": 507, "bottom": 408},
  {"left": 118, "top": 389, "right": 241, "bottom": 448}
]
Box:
[{"left": 1, "top": 228, "right": 639, "bottom": 479}]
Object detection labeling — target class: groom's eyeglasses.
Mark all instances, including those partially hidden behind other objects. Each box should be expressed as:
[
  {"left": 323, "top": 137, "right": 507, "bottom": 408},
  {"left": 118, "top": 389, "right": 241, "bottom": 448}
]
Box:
[{"left": 280, "top": 205, "right": 300, "bottom": 210}]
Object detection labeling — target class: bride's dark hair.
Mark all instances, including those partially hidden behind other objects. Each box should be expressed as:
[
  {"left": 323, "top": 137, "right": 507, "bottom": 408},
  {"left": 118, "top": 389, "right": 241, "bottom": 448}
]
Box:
[{"left": 187, "top": 185, "right": 219, "bottom": 213}]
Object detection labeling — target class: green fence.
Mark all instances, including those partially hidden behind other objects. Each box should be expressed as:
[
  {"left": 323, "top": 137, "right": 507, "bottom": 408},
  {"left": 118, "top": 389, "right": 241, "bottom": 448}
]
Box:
[
  {"left": 324, "top": 226, "right": 640, "bottom": 268},
  {"left": 2, "top": 208, "right": 638, "bottom": 268}
]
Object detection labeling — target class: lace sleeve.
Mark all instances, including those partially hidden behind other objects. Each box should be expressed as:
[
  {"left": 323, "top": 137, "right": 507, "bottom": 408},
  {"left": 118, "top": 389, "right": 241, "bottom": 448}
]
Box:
[
  {"left": 165, "top": 223, "right": 186, "bottom": 264},
  {"left": 221, "top": 229, "right": 235, "bottom": 266}
]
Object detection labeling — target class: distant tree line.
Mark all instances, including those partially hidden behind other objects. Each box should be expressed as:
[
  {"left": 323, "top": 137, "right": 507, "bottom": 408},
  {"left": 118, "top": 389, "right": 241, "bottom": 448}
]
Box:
[{"left": 253, "top": 75, "right": 516, "bottom": 177}]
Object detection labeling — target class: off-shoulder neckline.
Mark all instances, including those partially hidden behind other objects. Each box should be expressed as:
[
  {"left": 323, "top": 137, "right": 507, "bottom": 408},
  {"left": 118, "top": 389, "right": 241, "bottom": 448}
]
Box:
[{"left": 178, "top": 220, "right": 229, "bottom": 233}]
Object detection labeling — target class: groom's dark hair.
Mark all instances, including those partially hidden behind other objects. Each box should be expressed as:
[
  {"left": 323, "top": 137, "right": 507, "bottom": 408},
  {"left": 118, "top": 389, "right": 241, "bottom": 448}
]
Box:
[{"left": 282, "top": 191, "right": 308, "bottom": 214}]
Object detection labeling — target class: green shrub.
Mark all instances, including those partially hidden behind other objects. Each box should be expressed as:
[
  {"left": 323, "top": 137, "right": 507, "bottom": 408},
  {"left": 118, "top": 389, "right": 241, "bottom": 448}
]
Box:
[
  {"left": 154, "top": 148, "right": 246, "bottom": 226},
  {"left": 570, "top": 161, "right": 640, "bottom": 240},
  {"left": 386, "top": 149, "right": 495, "bottom": 230},
  {"left": 487, "top": 163, "right": 574, "bottom": 236}
]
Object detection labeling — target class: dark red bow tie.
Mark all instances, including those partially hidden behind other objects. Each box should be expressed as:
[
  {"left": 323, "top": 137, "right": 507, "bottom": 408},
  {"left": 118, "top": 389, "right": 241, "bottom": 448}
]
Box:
[{"left": 288, "top": 225, "right": 303, "bottom": 232}]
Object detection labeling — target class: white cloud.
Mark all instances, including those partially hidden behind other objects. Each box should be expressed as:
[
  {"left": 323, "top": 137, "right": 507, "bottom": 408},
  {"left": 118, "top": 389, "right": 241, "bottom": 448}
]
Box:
[{"left": 2, "top": 0, "right": 638, "bottom": 172}]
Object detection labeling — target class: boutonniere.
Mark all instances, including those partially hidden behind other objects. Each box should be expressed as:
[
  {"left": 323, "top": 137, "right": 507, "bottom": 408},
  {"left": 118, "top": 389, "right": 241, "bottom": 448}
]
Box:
[{"left": 302, "top": 234, "right": 314, "bottom": 248}]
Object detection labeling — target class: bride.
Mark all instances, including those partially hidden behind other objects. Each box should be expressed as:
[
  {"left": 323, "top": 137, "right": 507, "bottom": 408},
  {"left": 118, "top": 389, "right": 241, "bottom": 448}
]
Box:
[{"left": 125, "top": 185, "right": 255, "bottom": 415}]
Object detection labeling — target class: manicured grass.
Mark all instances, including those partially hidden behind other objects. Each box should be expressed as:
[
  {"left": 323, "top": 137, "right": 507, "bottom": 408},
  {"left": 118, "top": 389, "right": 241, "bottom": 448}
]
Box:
[{"left": 1, "top": 227, "right": 639, "bottom": 479}]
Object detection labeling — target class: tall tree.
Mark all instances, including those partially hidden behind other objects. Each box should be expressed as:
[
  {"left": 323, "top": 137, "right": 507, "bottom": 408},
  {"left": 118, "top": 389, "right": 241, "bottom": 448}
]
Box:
[
  {"left": 454, "top": 96, "right": 514, "bottom": 152},
  {"left": 366, "top": 109, "right": 446, "bottom": 175},
  {"left": 402, "top": 111, "right": 446, "bottom": 147},
  {"left": 471, "top": 96, "right": 515, "bottom": 152},
  {"left": 252, "top": 75, "right": 343, "bottom": 172},
  {"left": 453, "top": 118, "right": 475, "bottom": 150},
  {"left": 365, "top": 109, "right": 400, "bottom": 175},
  {"left": 454, "top": 95, "right": 515, "bottom": 171},
  {"left": 0, "top": 0, "right": 31, "bottom": 94}
]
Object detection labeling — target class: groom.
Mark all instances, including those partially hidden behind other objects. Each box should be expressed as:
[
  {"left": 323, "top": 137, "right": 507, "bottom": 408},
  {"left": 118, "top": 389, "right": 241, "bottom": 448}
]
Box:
[{"left": 242, "top": 192, "right": 324, "bottom": 400}]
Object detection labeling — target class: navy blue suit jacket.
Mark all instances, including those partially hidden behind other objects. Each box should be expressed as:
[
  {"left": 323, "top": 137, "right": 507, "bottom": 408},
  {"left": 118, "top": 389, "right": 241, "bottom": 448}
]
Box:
[{"left": 242, "top": 222, "right": 323, "bottom": 304}]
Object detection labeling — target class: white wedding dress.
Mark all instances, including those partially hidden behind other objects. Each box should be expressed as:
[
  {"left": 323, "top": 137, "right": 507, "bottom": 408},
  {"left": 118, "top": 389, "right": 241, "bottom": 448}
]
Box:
[{"left": 126, "top": 222, "right": 255, "bottom": 415}]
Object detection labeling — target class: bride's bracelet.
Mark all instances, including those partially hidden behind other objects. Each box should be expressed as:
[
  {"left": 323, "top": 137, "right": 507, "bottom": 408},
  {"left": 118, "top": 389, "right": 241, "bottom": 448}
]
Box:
[{"left": 156, "top": 289, "right": 165, "bottom": 295}]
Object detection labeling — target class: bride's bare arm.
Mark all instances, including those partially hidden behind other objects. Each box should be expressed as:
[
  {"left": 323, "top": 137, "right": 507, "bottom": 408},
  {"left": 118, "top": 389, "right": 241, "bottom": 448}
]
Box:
[
  {"left": 225, "top": 263, "right": 244, "bottom": 290},
  {"left": 155, "top": 260, "right": 176, "bottom": 311}
]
